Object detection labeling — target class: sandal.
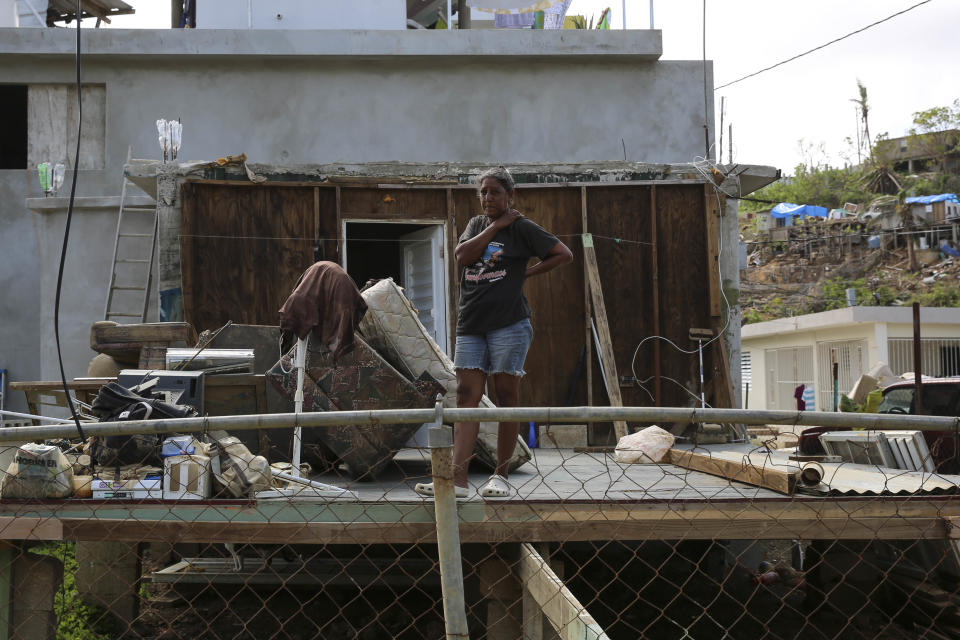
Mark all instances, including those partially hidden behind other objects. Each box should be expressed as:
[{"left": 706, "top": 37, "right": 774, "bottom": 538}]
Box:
[
  {"left": 479, "top": 474, "right": 512, "bottom": 498},
  {"left": 414, "top": 482, "right": 468, "bottom": 498}
]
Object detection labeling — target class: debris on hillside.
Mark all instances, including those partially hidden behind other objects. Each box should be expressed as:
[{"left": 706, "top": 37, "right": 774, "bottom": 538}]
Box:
[{"left": 740, "top": 207, "right": 960, "bottom": 323}]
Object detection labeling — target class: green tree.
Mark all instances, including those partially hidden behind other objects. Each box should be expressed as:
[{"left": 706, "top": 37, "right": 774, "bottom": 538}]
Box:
[
  {"left": 739, "top": 163, "right": 872, "bottom": 213},
  {"left": 907, "top": 99, "right": 960, "bottom": 173}
]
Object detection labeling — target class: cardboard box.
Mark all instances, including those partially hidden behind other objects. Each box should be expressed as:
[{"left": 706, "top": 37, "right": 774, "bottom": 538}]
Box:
[
  {"left": 91, "top": 477, "right": 163, "bottom": 500},
  {"left": 163, "top": 455, "right": 212, "bottom": 500}
]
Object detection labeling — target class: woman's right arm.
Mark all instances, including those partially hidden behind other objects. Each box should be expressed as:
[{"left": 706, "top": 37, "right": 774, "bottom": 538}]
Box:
[{"left": 455, "top": 212, "right": 521, "bottom": 266}]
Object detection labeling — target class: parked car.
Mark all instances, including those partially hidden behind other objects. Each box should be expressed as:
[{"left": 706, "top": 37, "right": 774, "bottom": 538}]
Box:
[{"left": 799, "top": 378, "right": 960, "bottom": 473}]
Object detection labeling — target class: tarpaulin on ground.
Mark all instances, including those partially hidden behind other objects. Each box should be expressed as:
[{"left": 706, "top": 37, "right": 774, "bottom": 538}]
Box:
[
  {"left": 770, "top": 202, "right": 829, "bottom": 219},
  {"left": 905, "top": 194, "right": 959, "bottom": 205}
]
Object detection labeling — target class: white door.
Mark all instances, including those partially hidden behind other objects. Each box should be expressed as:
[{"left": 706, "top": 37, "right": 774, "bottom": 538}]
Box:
[{"left": 400, "top": 225, "right": 448, "bottom": 353}]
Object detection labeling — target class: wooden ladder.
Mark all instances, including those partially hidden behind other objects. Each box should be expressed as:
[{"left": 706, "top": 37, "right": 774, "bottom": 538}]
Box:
[{"left": 103, "top": 147, "right": 158, "bottom": 323}]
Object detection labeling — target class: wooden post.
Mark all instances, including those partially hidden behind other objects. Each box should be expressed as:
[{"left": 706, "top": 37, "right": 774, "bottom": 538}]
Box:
[
  {"left": 580, "top": 188, "right": 593, "bottom": 410},
  {"left": 447, "top": 188, "right": 458, "bottom": 352},
  {"left": 650, "top": 186, "right": 661, "bottom": 406},
  {"left": 0, "top": 544, "right": 10, "bottom": 640},
  {"left": 704, "top": 185, "right": 721, "bottom": 318},
  {"left": 582, "top": 234, "right": 629, "bottom": 440},
  {"left": 334, "top": 185, "right": 342, "bottom": 265},
  {"left": 428, "top": 398, "right": 469, "bottom": 640},
  {"left": 313, "top": 187, "right": 321, "bottom": 261},
  {"left": 914, "top": 302, "right": 924, "bottom": 416}
]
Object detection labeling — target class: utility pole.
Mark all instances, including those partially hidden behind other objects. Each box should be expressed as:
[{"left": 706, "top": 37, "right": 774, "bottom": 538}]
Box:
[
  {"left": 854, "top": 105, "right": 861, "bottom": 165},
  {"left": 718, "top": 97, "right": 725, "bottom": 164},
  {"left": 457, "top": 0, "right": 470, "bottom": 28},
  {"left": 728, "top": 123, "right": 733, "bottom": 164}
]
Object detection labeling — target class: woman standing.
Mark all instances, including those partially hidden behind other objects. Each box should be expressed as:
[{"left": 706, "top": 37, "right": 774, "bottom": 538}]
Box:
[{"left": 416, "top": 167, "right": 572, "bottom": 498}]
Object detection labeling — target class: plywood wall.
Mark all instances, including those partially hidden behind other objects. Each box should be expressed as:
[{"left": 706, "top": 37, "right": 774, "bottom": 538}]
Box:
[{"left": 180, "top": 180, "right": 727, "bottom": 441}]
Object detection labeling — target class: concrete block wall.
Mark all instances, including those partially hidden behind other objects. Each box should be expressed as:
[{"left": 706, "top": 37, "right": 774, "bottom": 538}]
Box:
[{"left": 0, "top": 28, "right": 720, "bottom": 411}]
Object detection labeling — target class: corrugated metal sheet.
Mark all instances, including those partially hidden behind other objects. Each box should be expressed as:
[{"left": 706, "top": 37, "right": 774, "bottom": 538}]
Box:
[
  {"left": 691, "top": 446, "right": 960, "bottom": 497},
  {"left": 814, "top": 461, "right": 960, "bottom": 496}
]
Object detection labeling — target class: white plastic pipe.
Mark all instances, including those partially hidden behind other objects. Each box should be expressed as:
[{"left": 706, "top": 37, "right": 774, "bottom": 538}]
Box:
[
  {"left": 292, "top": 336, "right": 308, "bottom": 478},
  {"left": 0, "top": 409, "right": 75, "bottom": 424}
]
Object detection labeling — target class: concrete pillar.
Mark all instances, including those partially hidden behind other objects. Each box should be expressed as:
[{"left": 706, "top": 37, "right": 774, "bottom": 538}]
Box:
[
  {"left": 75, "top": 541, "right": 141, "bottom": 627},
  {"left": 457, "top": 0, "right": 471, "bottom": 28},
  {"left": 11, "top": 551, "right": 62, "bottom": 640},
  {"left": 477, "top": 549, "right": 522, "bottom": 640}
]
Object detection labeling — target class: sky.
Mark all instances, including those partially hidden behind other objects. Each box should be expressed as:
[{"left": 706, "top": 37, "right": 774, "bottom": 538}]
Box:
[{"left": 93, "top": 0, "right": 958, "bottom": 174}]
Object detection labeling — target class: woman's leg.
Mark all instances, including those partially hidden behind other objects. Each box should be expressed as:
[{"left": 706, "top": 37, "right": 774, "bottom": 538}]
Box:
[
  {"left": 492, "top": 373, "right": 521, "bottom": 478},
  {"left": 452, "top": 368, "right": 486, "bottom": 488}
]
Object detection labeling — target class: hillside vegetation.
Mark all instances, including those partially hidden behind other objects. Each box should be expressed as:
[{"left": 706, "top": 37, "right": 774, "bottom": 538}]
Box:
[{"left": 739, "top": 98, "right": 960, "bottom": 324}]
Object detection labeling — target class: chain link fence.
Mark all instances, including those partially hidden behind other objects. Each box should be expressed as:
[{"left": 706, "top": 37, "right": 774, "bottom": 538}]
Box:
[{"left": 2, "top": 405, "right": 960, "bottom": 639}]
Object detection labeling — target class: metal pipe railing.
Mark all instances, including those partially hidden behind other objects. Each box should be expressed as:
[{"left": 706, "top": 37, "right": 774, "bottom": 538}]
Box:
[{"left": 1, "top": 406, "right": 958, "bottom": 444}]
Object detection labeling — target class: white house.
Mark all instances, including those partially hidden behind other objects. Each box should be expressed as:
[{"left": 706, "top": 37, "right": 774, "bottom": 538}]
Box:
[{"left": 741, "top": 306, "right": 960, "bottom": 411}]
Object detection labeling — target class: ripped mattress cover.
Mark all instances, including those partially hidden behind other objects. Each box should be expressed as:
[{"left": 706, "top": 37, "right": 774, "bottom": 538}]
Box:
[{"left": 358, "top": 278, "right": 531, "bottom": 472}]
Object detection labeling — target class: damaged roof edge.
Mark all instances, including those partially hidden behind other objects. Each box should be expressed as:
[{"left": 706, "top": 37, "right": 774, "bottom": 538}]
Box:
[{"left": 126, "top": 159, "right": 780, "bottom": 201}]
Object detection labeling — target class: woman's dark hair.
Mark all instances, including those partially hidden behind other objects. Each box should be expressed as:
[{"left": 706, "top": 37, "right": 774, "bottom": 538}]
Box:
[{"left": 477, "top": 166, "right": 515, "bottom": 193}]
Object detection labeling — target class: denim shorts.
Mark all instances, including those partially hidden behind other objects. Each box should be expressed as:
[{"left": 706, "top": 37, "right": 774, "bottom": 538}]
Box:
[{"left": 453, "top": 318, "right": 533, "bottom": 377}]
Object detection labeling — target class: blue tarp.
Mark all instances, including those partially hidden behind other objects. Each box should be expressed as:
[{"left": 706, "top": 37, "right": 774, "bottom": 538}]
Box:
[
  {"left": 905, "top": 194, "right": 959, "bottom": 205},
  {"left": 770, "top": 202, "right": 829, "bottom": 219}
]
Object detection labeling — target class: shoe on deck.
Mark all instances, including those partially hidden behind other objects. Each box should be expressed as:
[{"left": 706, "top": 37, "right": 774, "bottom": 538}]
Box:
[
  {"left": 479, "top": 474, "right": 512, "bottom": 498},
  {"left": 414, "top": 482, "right": 468, "bottom": 498}
]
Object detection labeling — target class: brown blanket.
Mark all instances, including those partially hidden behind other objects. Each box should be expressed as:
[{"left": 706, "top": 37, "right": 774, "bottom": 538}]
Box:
[{"left": 278, "top": 261, "right": 367, "bottom": 362}]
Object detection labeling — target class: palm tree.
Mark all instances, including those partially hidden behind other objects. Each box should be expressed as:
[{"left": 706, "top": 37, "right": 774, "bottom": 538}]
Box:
[{"left": 851, "top": 80, "right": 872, "bottom": 162}]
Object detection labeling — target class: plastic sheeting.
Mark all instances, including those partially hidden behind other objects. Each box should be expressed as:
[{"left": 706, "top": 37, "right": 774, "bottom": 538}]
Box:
[
  {"left": 905, "top": 193, "right": 959, "bottom": 205},
  {"left": 771, "top": 202, "right": 829, "bottom": 219}
]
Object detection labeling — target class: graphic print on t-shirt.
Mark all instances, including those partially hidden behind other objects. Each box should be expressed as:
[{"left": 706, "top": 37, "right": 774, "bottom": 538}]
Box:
[{"left": 465, "top": 241, "right": 507, "bottom": 284}]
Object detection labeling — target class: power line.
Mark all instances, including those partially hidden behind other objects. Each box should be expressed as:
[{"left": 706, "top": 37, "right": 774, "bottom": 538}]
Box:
[{"left": 716, "top": 0, "right": 935, "bottom": 90}]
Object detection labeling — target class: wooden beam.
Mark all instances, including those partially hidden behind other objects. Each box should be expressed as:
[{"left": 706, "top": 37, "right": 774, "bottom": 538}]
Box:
[
  {"left": 704, "top": 184, "right": 722, "bottom": 318},
  {"left": 582, "top": 234, "right": 628, "bottom": 440},
  {"left": 710, "top": 318, "right": 736, "bottom": 409},
  {"left": 518, "top": 543, "right": 610, "bottom": 640},
  {"left": 650, "top": 186, "right": 661, "bottom": 406},
  {"left": 0, "top": 497, "right": 941, "bottom": 544},
  {"left": 180, "top": 179, "right": 711, "bottom": 190},
  {"left": 668, "top": 448, "right": 798, "bottom": 495},
  {"left": 0, "top": 517, "right": 63, "bottom": 541},
  {"left": 313, "top": 186, "right": 321, "bottom": 261},
  {"left": 49, "top": 513, "right": 952, "bottom": 545},
  {"left": 580, "top": 187, "right": 593, "bottom": 410},
  {"left": 447, "top": 188, "right": 458, "bottom": 352},
  {"left": 335, "top": 185, "right": 342, "bottom": 264}
]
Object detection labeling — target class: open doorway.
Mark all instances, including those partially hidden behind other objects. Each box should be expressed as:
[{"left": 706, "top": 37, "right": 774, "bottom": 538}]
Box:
[{"left": 343, "top": 220, "right": 449, "bottom": 353}]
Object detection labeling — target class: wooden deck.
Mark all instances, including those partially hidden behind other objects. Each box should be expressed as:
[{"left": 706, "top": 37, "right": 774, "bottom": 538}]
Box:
[{"left": 2, "top": 448, "right": 958, "bottom": 545}]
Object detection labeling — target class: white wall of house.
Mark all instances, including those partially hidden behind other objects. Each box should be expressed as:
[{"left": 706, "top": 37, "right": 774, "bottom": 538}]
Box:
[
  {"left": 741, "top": 307, "right": 960, "bottom": 410},
  {"left": 196, "top": 0, "right": 408, "bottom": 30}
]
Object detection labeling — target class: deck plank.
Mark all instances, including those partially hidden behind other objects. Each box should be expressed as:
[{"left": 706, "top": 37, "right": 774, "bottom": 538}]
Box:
[{"left": 0, "top": 448, "right": 957, "bottom": 544}]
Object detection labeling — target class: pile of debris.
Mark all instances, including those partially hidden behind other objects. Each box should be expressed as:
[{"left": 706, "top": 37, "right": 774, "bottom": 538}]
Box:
[{"left": 1, "top": 262, "right": 530, "bottom": 503}]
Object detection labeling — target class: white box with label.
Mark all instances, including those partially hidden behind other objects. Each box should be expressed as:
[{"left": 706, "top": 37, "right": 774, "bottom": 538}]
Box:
[
  {"left": 163, "top": 454, "right": 212, "bottom": 500},
  {"left": 91, "top": 477, "right": 163, "bottom": 500}
]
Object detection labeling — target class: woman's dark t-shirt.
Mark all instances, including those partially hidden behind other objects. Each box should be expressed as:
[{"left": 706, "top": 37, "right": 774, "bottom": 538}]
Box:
[{"left": 456, "top": 214, "right": 559, "bottom": 335}]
